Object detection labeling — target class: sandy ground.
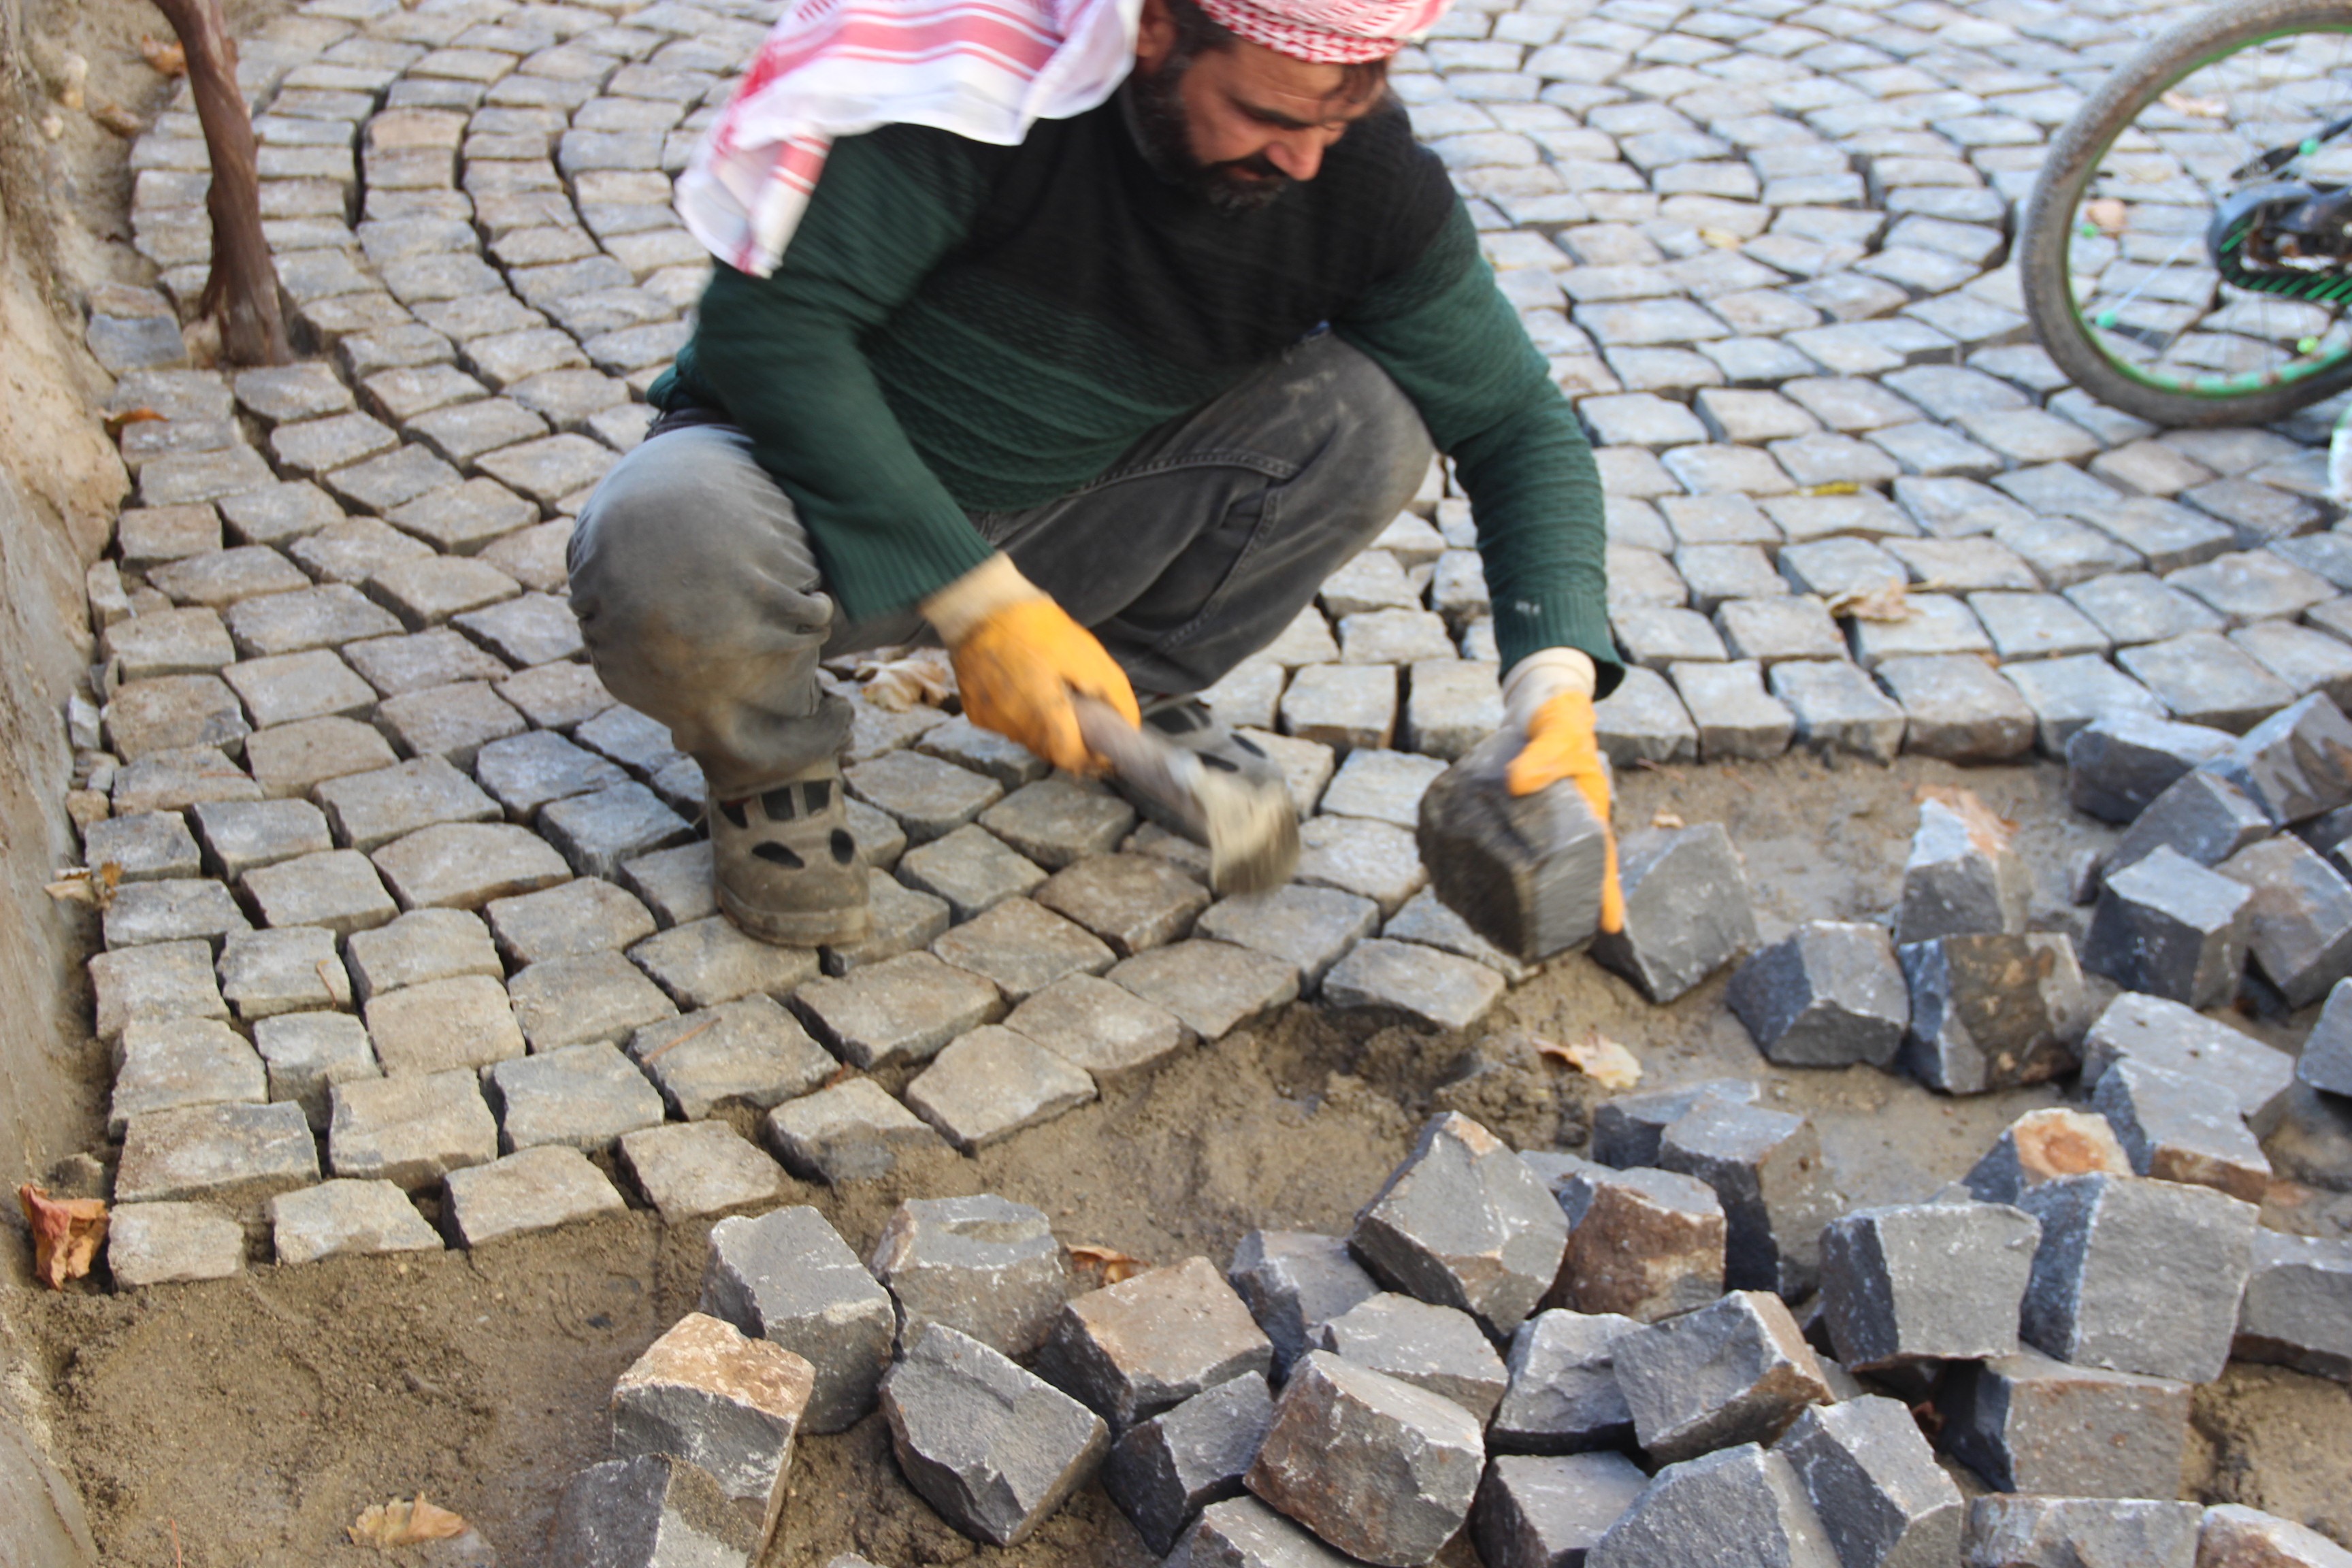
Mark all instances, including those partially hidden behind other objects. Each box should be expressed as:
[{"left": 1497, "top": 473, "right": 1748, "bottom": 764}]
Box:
[{"left": 9, "top": 750, "right": 2350, "bottom": 1567}]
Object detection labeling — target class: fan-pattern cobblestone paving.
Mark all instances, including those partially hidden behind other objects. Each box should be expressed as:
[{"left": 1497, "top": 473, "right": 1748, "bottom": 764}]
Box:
[{"left": 78, "top": 0, "right": 2342, "bottom": 1259}]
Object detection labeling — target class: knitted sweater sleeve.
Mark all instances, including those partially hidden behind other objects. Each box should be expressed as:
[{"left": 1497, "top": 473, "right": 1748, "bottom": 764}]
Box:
[
  {"left": 668, "top": 127, "right": 999, "bottom": 623},
  {"left": 1335, "top": 198, "right": 1620, "bottom": 693}
]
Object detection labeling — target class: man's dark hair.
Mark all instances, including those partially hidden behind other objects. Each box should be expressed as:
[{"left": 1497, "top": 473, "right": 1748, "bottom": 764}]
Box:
[{"left": 1161, "top": 0, "right": 1394, "bottom": 103}]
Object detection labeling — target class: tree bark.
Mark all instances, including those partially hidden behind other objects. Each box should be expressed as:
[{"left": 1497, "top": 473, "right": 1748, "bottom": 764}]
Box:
[{"left": 149, "top": 0, "right": 289, "bottom": 365}]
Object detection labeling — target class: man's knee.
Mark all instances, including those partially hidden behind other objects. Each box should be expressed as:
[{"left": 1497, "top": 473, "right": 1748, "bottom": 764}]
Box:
[{"left": 1305, "top": 337, "right": 1437, "bottom": 515}]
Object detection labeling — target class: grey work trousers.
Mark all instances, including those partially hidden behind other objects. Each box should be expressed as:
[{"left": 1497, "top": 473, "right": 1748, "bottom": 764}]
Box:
[{"left": 568, "top": 331, "right": 1435, "bottom": 798}]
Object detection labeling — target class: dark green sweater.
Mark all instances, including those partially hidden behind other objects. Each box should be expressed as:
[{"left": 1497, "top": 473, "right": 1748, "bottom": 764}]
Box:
[{"left": 653, "top": 91, "right": 1614, "bottom": 684}]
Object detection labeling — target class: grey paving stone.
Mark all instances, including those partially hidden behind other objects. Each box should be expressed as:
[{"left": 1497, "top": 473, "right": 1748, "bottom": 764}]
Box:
[
  {"left": 2209, "top": 691, "right": 2352, "bottom": 825},
  {"left": 375, "top": 679, "right": 530, "bottom": 770},
  {"left": 2093, "top": 1057, "right": 2272, "bottom": 1203},
  {"left": 272, "top": 1177, "right": 442, "bottom": 1264},
  {"left": 109, "top": 1016, "right": 267, "bottom": 1137},
  {"left": 847, "top": 749, "right": 1004, "bottom": 844},
  {"left": 82, "top": 811, "right": 203, "bottom": 883},
  {"left": 1667, "top": 659, "right": 1793, "bottom": 763},
  {"left": 897, "top": 823, "right": 1047, "bottom": 921},
  {"left": 1588, "top": 1080, "right": 1759, "bottom": 1172},
  {"left": 1293, "top": 811, "right": 1426, "bottom": 916},
  {"left": 103, "top": 674, "right": 251, "bottom": 762},
  {"left": 1968, "top": 1497, "right": 2204, "bottom": 1568},
  {"left": 1819, "top": 1200, "right": 2038, "bottom": 1369},
  {"left": 2169, "top": 550, "right": 2336, "bottom": 627},
  {"left": 1716, "top": 597, "right": 1848, "bottom": 675},
  {"left": 344, "top": 626, "right": 512, "bottom": 697},
  {"left": 1244, "top": 1349, "right": 1484, "bottom": 1567},
  {"left": 627, "top": 990, "right": 830, "bottom": 1119},
  {"left": 453, "top": 591, "right": 586, "bottom": 668},
  {"left": 2233, "top": 1230, "right": 2352, "bottom": 1383},
  {"left": 1728, "top": 920, "right": 1906, "bottom": 1068},
  {"left": 116, "top": 1099, "right": 319, "bottom": 1210},
  {"left": 2001, "top": 655, "right": 2168, "bottom": 757},
  {"left": 2234, "top": 621, "right": 2352, "bottom": 708},
  {"left": 442, "top": 1141, "right": 626, "bottom": 1247},
  {"left": 221, "top": 649, "right": 378, "bottom": 730},
  {"left": 101, "top": 875, "right": 252, "bottom": 951},
  {"left": 2082, "top": 497, "right": 2236, "bottom": 576},
  {"left": 361, "top": 968, "right": 524, "bottom": 1076},
  {"left": 481, "top": 876, "right": 653, "bottom": 972},
  {"left": 89, "top": 938, "right": 230, "bottom": 1043},
  {"left": 1107, "top": 938, "right": 1301, "bottom": 1039},
  {"left": 608, "top": 1310, "right": 811, "bottom": 1536},
  {"left": 543, "top": 1453, "right": 760, "bottom": 1567},
  {"left": 106, "top": 1201, "right": 248, "bottom": 1288},
  {"left": 1899, "top": 931, "right": 2091, "bottom": 1097},
  {"left": 1314, "top": 1292, "right": 1506, "bottom": 1424},
  {"left": 216, "top": 924, "right": 353, "bottom": 1020},
  {"left": 1874, "top": 654, "right": 2036, "bottom": 762},
  {"left": 495, "top": 660, "right": 613, "bottom": 730},
  {"left": 1001, "top": 972, "right": 1192, "bottom": 1083},
  {"left": 244, "top": 715, "right": 406, "bottom": 800},
  {"left": 112, "top": 746, "right": 263, "bottom": 816},
  {"left": 2302, "top": 981, "right": 2352, "bottom": 1098},
  {"left": 915, "top": 716, "right": 1049, "bottom": 791},
  {"left": 1032, "top": 853, "right": 1209, "bottom": 959},
  {"left": 1279, "top": 662, "right": 1398, "bottom": 751},
  {"left": 1319, "top": 935, "right": 1507, "bottom": 1033},
  {"left": 1475, "top": 1453, "right": 1648, "bottom": 1568},
  {"left": 1935, "top": 1348, "right": 2191, "bottom": 1499},
  {"left": 700, "top": 1205, "right": 900, "bottom": 1433},
  {"left": 852, "top": 1187, "right": 1062, "bottom": 1361},
  {"left": 630, "top": 913, "right": 818, "bottom": 1011},
  {"left": 1351, "top": 1110, "right": 1566, "bottom": 1339},
  {"left": 1614, "top": 606, "right": 1728, "bottom": 670},
  {"left": 1586, "top": 1442, "right": 1843, "bottom": 1568},
  {"left": 2213, "top": 835, "right": 2352, "bottom": 1007},
  {"left": 1615, "top": 1288, "right": 1833, "bottom": 1465},
  {"left": 1595, "top": 666, "right": 1699, "bottom": 766},
  {"left": 1778, "top": 1398, "right": 1963, "bottom": 1568},
  {"left": 1320, "top": 749, "right": 1448, "bottom": 830},
  {"left": 1657, "top": 1094, "right": 1838, "bottom": 1298},
  {"left": 619, "top": 1120, "right": 789, "bottom": 1224},
  {"left": 621, "top": 839, "right": 719, "bottom": 930},
  {"left": 823, "top": 868, "right": 952, "bottom": 975},
  {"left": 2107, "top": 771, "right": 2267, "bottom": 883},
  {"left": 1678, "top": 544, "right": 1789, "bottom": 613},
  {"left": 474, "top": 729, "right": 629, "bottom": 821},
  {"left": 1769, "top": 659, "right": 1906, "bottom": 763},
  {"left": 104, "top": 608, "right": 238, "bottom": 682},
  {"left": 882, "top": 1322, "right": 1110, "bottom": 1549},
  {"left": 343, "top": 906, "right": 500, "bottom": 1003},
  {"left": 2018, "top": 1172, "right": 2259, "bottom": 1384},
  {"left": 252, "top": 1011, "right": 378, "bottom": 1129},
  {"left": 1895, "top": 796, "right": 2029, "bottom": 944},
  {"left": 1105, "top": 1370, "right": 1275, "bottom": 1556},
  {"left": 1543, "top": 1159, "right": 1725, "bottom": 1324},
  {"left": 794, "top": 949, "right": 1004, "bottom": 1069},
  {"left": 1486, "top": 1303, "right": 1644, "bottom": 1458},
  {"left": 1228, "top": 1230, "right": 1381, "bottom": 1377},
  {"left": 2065, "top": 713, "right": 2238, "bottom": 824},
  {"left": 764, "top": 1075, "right": 948, "bottom": 1185},
  {"left": 371, "top": 819, "right": 571, "bottom": 908},
  {"left": 2080, "top": 991, "right": 2296, "bottom": 1125},
  {"left": 289, "top": 518, "right": 437, "bottom": 591},
  {"left": 2082, "top": 847, "right": 2253, "bottom": 1010},
  {"left": 904, "top": 1025, "right": 1097, "bottom": 1150},
  {"left": 508, "top": 948, "right": 679, "bottom": 1051},
  {"left": 486, "top": 1039, "right": 662, "bottom": 1155}
]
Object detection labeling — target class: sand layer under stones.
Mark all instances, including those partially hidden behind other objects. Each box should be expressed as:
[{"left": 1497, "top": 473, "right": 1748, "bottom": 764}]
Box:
[{"left": 11, "top": 752, "right": 2351, "bottom": 1567}]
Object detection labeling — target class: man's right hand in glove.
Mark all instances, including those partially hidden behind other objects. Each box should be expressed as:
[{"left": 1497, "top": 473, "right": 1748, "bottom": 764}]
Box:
[{"left": 923, "top": 554, "right": 1140, "bottom": 777}]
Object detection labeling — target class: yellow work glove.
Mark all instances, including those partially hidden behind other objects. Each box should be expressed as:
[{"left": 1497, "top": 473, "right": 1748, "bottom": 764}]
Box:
[
  {"left": 1503, "top": 651, "right": 1624, "bottom": 934},
  {"left": 923, "top": 554, "right": 1140, "bottom": 777}
]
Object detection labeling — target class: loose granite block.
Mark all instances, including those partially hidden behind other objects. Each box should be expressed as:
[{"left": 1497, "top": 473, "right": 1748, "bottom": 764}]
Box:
[
  {"left": 904, "top": 1026, "right": 1097, "bottom": 1150},
  {"left": 1352, "top": 1111, "right": 1568, "bottom": 1340},
  {"left": 1314, "top": 1292, "right": 1507, "bottom": 1424},
  {"left": 1614, "top": 1290, "right": 1833, "bottom": 1463},
  {"left": 1818, "top": 1201, "right": 2040, "bottom": 1369},
  {"left": 701, "top": 1206, "right": 897, "bottom": 1433},
  {"left": 2082, "top": 847, "right": 2253, "bottom": 1009},
  {"left": 272, "top": 1178, "right": 442, "bottom": 1264},
  {"left": 1656, "top": 1095, "right": 1838, "bottom": 1298},
  {"left": 1936, "top": 1348, "right": 2191, "bottom": 1499},
  {"left": 930, "top": 897, "right": 1116, "bottom": 1002},
  {"left": 107, "top": 1201, "right": 248, "bottom": 1288}
]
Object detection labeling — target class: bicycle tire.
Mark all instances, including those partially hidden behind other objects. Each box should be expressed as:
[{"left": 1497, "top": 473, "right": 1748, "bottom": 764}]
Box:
[{"left": 2020, "top": 0, "right": 2352, "bottom": 427}]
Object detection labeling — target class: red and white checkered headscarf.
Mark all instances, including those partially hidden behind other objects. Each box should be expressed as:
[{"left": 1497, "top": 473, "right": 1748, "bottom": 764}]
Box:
[{"left": 679, "top": 0, "right": 1446, "bottom": 276}]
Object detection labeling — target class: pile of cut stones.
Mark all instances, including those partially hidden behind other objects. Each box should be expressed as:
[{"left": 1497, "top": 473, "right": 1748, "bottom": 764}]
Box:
[{"left": 520, "top": 1098, "right": 2349, "bottom": 1565}]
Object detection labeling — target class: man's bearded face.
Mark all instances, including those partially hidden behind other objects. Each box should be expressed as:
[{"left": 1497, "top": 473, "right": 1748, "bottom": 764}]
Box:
[{"left": 1131, "top": 50, "right": 1294, "bottom": 213}]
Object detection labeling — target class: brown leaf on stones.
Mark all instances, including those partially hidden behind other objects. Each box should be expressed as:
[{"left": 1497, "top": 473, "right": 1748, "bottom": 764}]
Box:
[
  {"left": 1803, "top": 481, "right": 1859, "bottom": 497},
  {"left": 91, "top": 103, "right": 144, "bottom": 137},
  {"left": 1650, "top": 810, "right": 1685, "bottom": 830},
  {"left": 855, "top": 648, "right": 956, "bottom": 712},
  {"left": 347, "top": 1496, "right": 469, "bottom": 1548},
  {"left": 17, "top": 1185, "right": 108, "bottom": 1290},
  {"left": 104, "top": 407, "right": 166, "bottom": 438},
  {"left": 1699, "top": 228, "right": 1742, "bottom": 250},
  {"left": 1825, "top": 582, "right": 1912, "bottom": 623},
  {"left": 1535, "top": 1030, "right": 1642, "bottom": 1090},
  {"left": 43, "top": 862, "right": 120, "bottom": 910},
  {"left": 137, "top": 35, "right": 187, "bottom": 76},
  {"left": 1914, "top": 785, "right": 2016, "bottom": 858},
  {"left": 1068, "top": 1245, "right": 1147, "bottom": 1285},
  {"left": 2084, "top": 197, "right": 2129, "bottom": 234}
]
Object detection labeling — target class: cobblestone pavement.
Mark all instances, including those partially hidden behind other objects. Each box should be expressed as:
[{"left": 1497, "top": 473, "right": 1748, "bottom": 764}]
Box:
[{"left": 76, "top": 0, "right": 2352, "bottom": 1262}]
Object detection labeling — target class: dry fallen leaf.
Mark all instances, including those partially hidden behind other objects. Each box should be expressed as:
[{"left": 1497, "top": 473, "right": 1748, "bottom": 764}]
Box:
[
  {"left": 2159, "top": 89, "right": 2226, "bottom": 120},
  {"left": 18, "top": 1185, "right": 108, "bottom": 1290},
  {"left": 139, "top": 36, "right": 187, "bottom": 76},
  {"left": 1915, "top": 784, "right": 2016, "bottom": 858},
  {"left": 1650, "top": 810, "right": 1685, "bottom": 829},
  {"left": 1825, "top": 581, "right": 1912, "bottom": 623},
  {"left": 1535, "top": 1030, "right": 1643, "bottom": 1090},
  {"left": 1068, "top": 1244, "right": 1147, "bottom": 1285},
  {"left": 91, "top": 103, "right": 144, "bottom": 137},
  {"left": 2083, "top": 197, "right": 2128, "bottom": 235},
  {"left": 43, "top": 862, "right": 121, "bottom": 911},
  {"left": 348, "top": 1496, "right": 469, "bottom": 1549},
  {"left": 104, "top": 407, "right": 167, "bottom": 438},
  {"left": 856, "top": 649, "right": 956, "bottom": 713},
  {"left": 1699, "top": 227, "right": 1742, "bottom": 250}
]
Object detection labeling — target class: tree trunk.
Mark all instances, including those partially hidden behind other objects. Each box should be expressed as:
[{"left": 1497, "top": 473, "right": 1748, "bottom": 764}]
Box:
[{"left": 149, "top": 0, "right": 289, "bottom": 365}]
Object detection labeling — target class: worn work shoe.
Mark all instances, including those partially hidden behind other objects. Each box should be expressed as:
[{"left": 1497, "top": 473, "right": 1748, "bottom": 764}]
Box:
[
  {"left": 1115, "top": 695, "right": 1292, "bottom": 842},
  {"left": 710, "top": 760, "right": 870, "bottom": 947}
]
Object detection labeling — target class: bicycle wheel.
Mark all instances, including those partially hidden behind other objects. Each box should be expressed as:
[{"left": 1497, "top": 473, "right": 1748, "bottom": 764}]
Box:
[{"left": 2021, "top": 0, "right": 2352, "bottom": 427}]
